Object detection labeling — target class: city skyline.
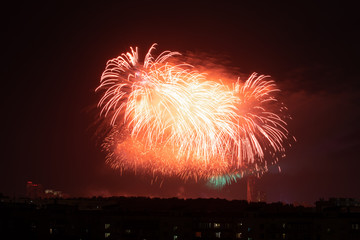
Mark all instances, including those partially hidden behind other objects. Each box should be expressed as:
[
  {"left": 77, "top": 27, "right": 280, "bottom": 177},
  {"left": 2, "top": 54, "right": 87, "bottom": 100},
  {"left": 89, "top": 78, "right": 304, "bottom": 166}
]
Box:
[{"left": 2, "top": 1, "right": 359, "bottom": 204}]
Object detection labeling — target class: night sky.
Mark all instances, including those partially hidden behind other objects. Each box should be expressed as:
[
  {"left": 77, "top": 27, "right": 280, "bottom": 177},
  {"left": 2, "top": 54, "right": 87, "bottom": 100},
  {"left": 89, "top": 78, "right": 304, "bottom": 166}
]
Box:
[{"left": 2, "top": 1, "right": 359, "bottom": 204}]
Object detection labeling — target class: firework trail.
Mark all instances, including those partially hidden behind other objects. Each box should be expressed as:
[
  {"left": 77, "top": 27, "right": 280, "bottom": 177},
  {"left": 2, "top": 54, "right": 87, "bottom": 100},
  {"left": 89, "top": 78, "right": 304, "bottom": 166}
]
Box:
[{"left": 96, "top": 44, "right": 291, "bottom": 182}]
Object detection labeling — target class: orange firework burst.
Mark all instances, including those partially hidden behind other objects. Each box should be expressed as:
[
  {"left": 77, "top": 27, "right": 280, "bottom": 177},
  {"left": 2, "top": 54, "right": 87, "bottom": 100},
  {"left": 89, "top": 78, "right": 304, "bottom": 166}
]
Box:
[{"left": 96, "top": 44, "right": 291, "bottom": 181}]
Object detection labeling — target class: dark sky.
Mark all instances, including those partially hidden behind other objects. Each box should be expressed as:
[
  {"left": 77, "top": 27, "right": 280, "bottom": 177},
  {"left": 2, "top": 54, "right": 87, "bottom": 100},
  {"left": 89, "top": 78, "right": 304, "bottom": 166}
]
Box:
[{"left": 2, "top": 1, "right": 359, "bottom": 204}]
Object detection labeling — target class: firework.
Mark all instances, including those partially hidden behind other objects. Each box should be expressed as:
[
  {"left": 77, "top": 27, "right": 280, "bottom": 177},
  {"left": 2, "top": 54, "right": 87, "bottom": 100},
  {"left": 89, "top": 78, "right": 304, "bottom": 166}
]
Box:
[
  {"left": 96, "top": 44, "right": 291, "bottom": 182},
  {"left": 206, "top": 173, "right": 243, "bottom": 189}
]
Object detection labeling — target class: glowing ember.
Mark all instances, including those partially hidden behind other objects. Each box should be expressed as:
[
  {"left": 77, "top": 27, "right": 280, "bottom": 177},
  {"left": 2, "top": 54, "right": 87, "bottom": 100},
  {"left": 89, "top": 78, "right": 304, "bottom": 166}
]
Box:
[{"left": 96, "top": 44, "right": 291, "bottom": 182}]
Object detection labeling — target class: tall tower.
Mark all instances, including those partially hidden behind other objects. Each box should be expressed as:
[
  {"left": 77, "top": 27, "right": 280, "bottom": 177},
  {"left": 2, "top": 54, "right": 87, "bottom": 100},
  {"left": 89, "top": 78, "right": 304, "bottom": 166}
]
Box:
[
  {"left": 246, "top": 176, "right": 256, "bottom": 202},
  {"left": 246, "top": 177, "right": 267, "bottom": 202}
]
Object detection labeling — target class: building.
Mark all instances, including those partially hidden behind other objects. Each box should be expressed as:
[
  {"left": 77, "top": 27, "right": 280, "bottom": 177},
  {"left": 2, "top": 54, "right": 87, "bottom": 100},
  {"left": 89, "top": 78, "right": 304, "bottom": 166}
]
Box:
[
  {"left": 44, "top": 189, "right": 63, "bottom": 198},
  {"left": 26, "top": 181, "right": 44, "bottom": 199},
  {"left": 26, "top": 181, "right": 68, "bottom": 199},
  {"left": 0, "top": 196, "right": 359, "bottom": 240}
]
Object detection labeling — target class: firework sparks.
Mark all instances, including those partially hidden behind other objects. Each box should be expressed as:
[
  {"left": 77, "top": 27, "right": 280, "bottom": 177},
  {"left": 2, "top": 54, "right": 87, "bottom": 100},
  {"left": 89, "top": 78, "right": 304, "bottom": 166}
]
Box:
[{"left": 96, "top": 44, "right": 291, "bottom": 182}]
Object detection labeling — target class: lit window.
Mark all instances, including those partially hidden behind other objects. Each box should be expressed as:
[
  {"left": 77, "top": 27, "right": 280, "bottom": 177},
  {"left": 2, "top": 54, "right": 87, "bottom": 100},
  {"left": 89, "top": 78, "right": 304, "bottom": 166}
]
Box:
[
  {"left": 195, "top": 231, "right": 201, "bottom": 237},
  {"left": 236, "top": 232, "right": 242, "bottom": 238},
  {"left": 237, "top": 222, "right": 243, "bottom": 227},
  {"left": 49, "top": 228, "right": 53, "bottom": 234},
  {"left": 105, "top": 232, "right": 110, "bottom": 238},
  {"left": 214, "top": 223, "right": 221, "bottom": 228},
  {"left": 282, "top": 223, "right": 286, "bottom": 229},
  {"left": 282, "top": 233, "right": 286, "bottom": 239},
  {"left": 125, "top": 229, "right": 131, "bottom": 234},
  {"left": 105, "top": 223, "right": 110, "bottom": 229},
  {"left": 173, "top": 235, "right": 178, "bottom": 240},
  {"left": 215, "top": 232, "right": 221, "bottom": 238}
]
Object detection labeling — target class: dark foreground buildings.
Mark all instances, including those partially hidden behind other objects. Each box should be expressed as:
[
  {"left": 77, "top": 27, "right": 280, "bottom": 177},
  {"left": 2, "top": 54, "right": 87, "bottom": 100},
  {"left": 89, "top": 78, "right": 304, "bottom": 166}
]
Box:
[{"left": 0, "top": 195, "right": 359, "bottom": 240}]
